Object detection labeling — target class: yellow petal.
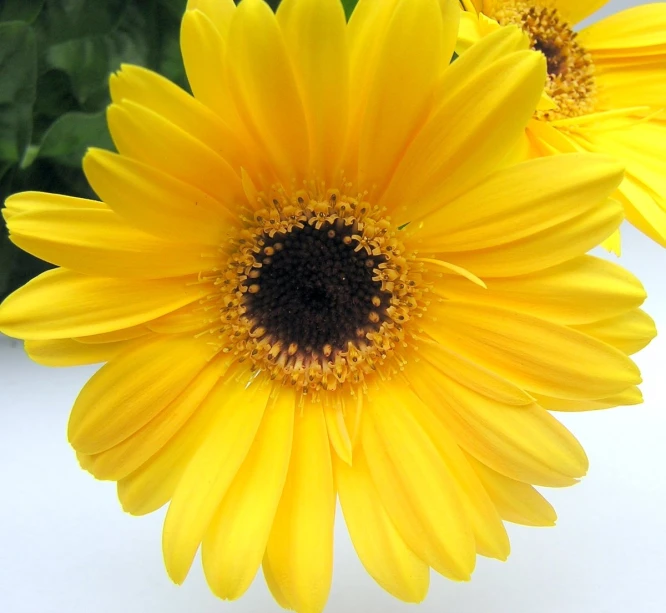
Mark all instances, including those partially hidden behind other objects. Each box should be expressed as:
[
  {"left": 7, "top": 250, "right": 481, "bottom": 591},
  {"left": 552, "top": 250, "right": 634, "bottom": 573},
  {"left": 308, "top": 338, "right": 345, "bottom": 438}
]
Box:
[
  {"left": 24, "top": 338, "right": 134, "bottom": 367},
  {"left": 202, "top": 390, "right": 295, "bottom": 600},
  {"left": 83, "top": 149, "right": 233, "bottom": 246},
  {"left": 82, "top": 356, "right": 230, "bottom": 480},
  {"left": 572, "top": 309, "right": 656, "bottom": 356},
  {"left": 334, "top": 448, "right": 430, "bottom": 603},
  {"left": 3, "top": 191, "right": 106, "bottom": 220},
  {"left": 107, "top": 100, "right": 244, "bottom": 204},
  {"left": 263, "top": 404, "right": 335, "bottom": 613},
  {"left": 433, "top": 198, "right": 624, "bottom": 277},
  {"left": 180, "top": 9, "right": 240, "bottom": 131},
  {"left": 415, "top": 340, "right": 533, "bottom": 406},
  {"left": 465, "top": 454, "right": 557, "bottom": 527},
  {"left": 163, "top": 376, "right": 271, "bottom": 585},
  {"left": 424, "top": 301, "right": 642, "bottom": 399},
  {"left": 7, "top": 206, "right": 210, "bottom": 279},
  {"left": 407, "top": 153, "right": 624, "bottom": 251},
  {"left": 109, "top": 64, "right": 251, "bottom": 173},
  {"left": 226, "top": 0, "right": 309, "bottom": 185},
  {"left": 534, "top": 386, "right": 643, "bottom": 412},
  {"left": 68, "top": 336, "right": 215, "bottom": 455},
  {"left": 116, "top": 368, "right": 243, "bottom": 516},
  {"left": 362, "top": 389, "right": 475, "bottom": 581},
  {"left": 277, "top": 0, "right": 349, "bottom": 183},
  {"left": 578, "top": 4, "right": 666, "bottom": 51},
  {"left": 0, "top": 268, "right": 209, "bottom": 340},
  {"left": 404, "top": 358, "right": 588, "bottom": 487},
  {"left": 380, "top": 50, "right": 546, "bottom": 224},
  {"left": 406, "top": 390, "right": 510, "bottom": 560},
  {"left": 324, "top": 399, "right": 353, "bottom": 466},
  {"left": 427, "top": 255, "right": 646, "bottom": 326},
  {"left": 357, "top": 0, "right": 443, "bottom": 197}
]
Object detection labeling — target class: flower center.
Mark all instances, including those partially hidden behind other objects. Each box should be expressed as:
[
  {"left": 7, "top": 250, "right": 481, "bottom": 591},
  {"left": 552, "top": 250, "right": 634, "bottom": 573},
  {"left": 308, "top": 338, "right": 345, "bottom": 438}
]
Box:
[
  {"left": 494, "top": 1, "right": 596, "bottom": 120},
  {"left": 242, "top": 222, "right": 392, "bottom": 358},
  {"left": 213, "top": 187, "right": 425, "bottom": 396}
]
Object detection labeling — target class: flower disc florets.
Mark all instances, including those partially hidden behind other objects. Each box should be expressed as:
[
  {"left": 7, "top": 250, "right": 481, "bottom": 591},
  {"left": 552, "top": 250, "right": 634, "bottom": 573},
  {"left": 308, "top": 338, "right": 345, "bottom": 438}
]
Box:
[{"left": 212, "top": 185, "right": 425, "bottom": 396}]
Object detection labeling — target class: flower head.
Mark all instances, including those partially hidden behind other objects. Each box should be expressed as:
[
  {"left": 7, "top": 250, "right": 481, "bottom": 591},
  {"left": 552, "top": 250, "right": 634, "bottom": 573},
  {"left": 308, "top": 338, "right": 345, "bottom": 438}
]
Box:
[
  {"left": 459, "top": 0, "right": 666, "bottom": 253},
  {"left": 0, "top": 0, "right": 656, "bottom": 611}
]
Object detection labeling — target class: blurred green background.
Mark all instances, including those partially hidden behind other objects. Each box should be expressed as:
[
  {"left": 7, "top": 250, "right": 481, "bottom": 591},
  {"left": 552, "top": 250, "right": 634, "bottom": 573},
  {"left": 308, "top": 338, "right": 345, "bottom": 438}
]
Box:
[{"left": 0, "top": 0, "right": 358, "bottom": 300}]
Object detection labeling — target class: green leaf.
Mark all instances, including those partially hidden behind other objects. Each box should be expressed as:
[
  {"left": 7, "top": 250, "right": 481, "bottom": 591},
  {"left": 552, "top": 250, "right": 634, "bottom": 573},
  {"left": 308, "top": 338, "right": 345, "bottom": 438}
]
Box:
[
  {"left": 0, "top": 0, "right": 45, "bottom": 24},
  {"left": 33, "top": 0, "right": 128, "bottom": 48},
  {"left": 0, "top": 22, "right": 37, "bottom": 164},
  {"left": 37, "top": 111, "right": 113, "bottom": 167},
  {"left": 341, "top": 0, "right": 359, "bottom": 19}
]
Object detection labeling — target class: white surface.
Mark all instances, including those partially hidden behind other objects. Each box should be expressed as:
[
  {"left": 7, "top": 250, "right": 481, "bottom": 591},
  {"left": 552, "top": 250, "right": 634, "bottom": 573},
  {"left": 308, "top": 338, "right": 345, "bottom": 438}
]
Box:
[{"left": 2, "top": 1, "right": 665, "bottom": 611}]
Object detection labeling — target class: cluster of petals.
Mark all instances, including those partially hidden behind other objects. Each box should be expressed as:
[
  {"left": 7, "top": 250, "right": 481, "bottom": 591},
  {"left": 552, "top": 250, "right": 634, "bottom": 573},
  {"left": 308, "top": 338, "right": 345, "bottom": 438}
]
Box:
[{"left": 0, "top": 0, "right": 660, "bottom": 612}]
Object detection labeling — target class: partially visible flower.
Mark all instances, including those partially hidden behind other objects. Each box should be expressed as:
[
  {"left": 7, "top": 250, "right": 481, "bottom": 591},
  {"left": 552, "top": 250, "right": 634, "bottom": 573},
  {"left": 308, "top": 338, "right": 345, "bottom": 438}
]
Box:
[
  {"left": 459, "top": 0, "right": 666, "bottom": 254},
  {"left": 0, "top": 1, "right": 656, "bottom": 612}
]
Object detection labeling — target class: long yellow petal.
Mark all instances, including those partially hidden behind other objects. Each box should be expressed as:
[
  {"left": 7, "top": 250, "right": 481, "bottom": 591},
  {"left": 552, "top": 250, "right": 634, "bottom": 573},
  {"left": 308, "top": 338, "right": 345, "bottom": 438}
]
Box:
[
  {"left": 263, "top": 404, "right": 335, "bottom": 613},
  {"left": 82, "top": 356, "right": 230, "bottom": 480},
  {"left": 427, "top": 255, "right": 646, "bottom": 326},
  {"left": 163, "top": 376, "right": 271, "bottom": 585},
  {"left": 407, "top": 153, "right": 624, "bottom": 251},
  {"left": 24, "top": 338, "right": 135, "bottom": 367},
  {"left": 0, "top": 268, "right": 209, "bottom": 340},
  {"left": 357, "top": 0, "right": 442, "bottom": 197},
  {"left": 424, "top": 301, "right": 641, "bottom": 399},
  {"left": 277, "top": 0, "right": 349, "bottom": 184},
  {"left": 7, "top": 206, "right": 211, "bottom": 279},
  {"left": 362, "top": 389, "right": 476, "bottom": 581},
  {"left": 572, "top": 309, "right": 656, "bottom": 356},
  {"left": 202, "top": 390, "right": 295, "bottom": 600},
  {"left": 465, "top": 454, "right": 557, "bottom": 527},
  {"left": 68, "top": 336, "right": 215, "bottom": 455},
  {"left": 83, "top": 149, "right": 234, "bottom": 246},
  {"left": 107, "top": 100, "right": 244, "bottom": 204},
  {"left": 226, "top": 0, "right": 310, "bottom": 185},
  {"left": 404, "top": 359, "right": 588, "bottom": 487},
  {"left": 334, "top": 448, "right": 430, "bottom": 603},
  {"left": 380, "top": 50, "right": 546, "bottom": 224}
]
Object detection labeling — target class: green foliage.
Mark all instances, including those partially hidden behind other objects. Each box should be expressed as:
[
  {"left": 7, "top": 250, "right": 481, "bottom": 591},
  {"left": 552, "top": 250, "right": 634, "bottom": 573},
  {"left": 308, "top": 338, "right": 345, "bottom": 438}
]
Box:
[
  {"left": 0, "top": 0, "right": 188, "bottom": 299},
  {"left": 341, "top": 0, "right": 360, "bottom": 20}
]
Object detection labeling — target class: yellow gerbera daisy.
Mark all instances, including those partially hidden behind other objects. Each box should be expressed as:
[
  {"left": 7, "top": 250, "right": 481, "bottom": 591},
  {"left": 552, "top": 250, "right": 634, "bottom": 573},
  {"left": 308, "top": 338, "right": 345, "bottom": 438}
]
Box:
[
  {"left": 0, "top": 0, "right": 656, "bottom": 611},
  {"left": 458, "top": 0, "right": 666, "bottom": 254}
]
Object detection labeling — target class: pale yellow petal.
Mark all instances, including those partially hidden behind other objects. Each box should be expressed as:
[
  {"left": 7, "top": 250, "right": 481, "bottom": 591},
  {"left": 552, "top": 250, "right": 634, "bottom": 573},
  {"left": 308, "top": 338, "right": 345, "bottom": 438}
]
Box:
[
  {"left": 107, "top": 100, "right": 244, "bottom": 204},
  {"left": 68, "top": 336, "right": 216, "bottom": 455},
  {"left": 465, "top": 454, "right": 557, "bottom": 527},
  {"left": 334, "top": 449, "right": 430, "bottom": 603},
  {"left": 0, "top": 268, "right": 209, "bottom": 341},
  {"left": 226, "top": 0, "right": 310, "bottom": 184},
  {"left": 83, "top": 149, "right": 234, "bottom": 246},
  {"left": 534, "top": 386, "right": 643, "bottom": 412},
  {"left": 277, "top": 0, "right": 349, "bottom": 183},
  {"left": 572, "top": 309, "right": 656, "bottom": 356},
  {"left": 380, "top": 51, "right": 546, "bottom": 224},
  {"left": 163, "top": 377, "right": 271, "bottom": 585},
  {"left": 24, "top": 338, "right": 134, "bottom": 367},
  {"left": 424, "top": 301, "right": 641, "bottom": 399},
  {"left": 202, "top": 390, "right": 295, "bottom": 600},
  {"left": 81, "top": 356, "right": 230, "bottom": 480},
  {"left": 357, "top": 0, "right": 443, "bottom": 197},
  {"left": 404, "top": 359, "right": 588, "bottom": 487},
  {"left": 7, "top": 206, "right": 211, "bottom": 279},
  {"left": 263, "top": 404, "right": 335, "bottom": 613},
  {"left": 406, "top": 153, "right": 624, "bottom": 251},
  {"left": 427, "top": 255, "right": 646, "bottom": 326},
  {"left": 362, "top": 389, "right": 475, "bottom": 581}
]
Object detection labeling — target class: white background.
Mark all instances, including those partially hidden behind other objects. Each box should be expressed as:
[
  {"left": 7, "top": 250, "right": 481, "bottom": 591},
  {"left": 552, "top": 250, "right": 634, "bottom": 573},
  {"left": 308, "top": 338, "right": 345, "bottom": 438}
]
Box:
[{"left": 1, "top": 1, "right": 664, "bottom": 612}]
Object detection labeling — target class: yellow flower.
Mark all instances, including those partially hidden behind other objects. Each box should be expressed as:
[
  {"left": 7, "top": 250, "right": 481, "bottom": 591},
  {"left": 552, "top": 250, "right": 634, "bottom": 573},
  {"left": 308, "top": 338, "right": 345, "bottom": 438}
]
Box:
[
  {"left": 0, "top": 0, "right": 656, "bottom": 611},
  {"left": 458, "top": 0, "right": 666, "bottom": 254}
]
